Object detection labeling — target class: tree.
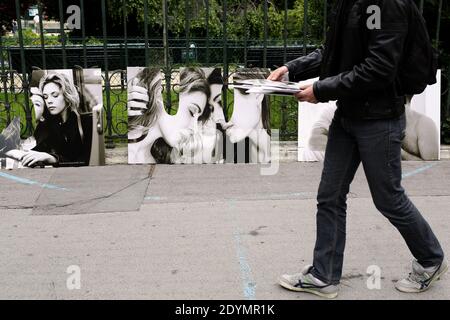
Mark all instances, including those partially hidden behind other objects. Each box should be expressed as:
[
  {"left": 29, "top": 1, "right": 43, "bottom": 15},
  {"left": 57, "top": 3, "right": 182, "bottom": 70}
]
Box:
[
  {"left": 104, "top": 0, "right": 324, "bottom": 42},
  {"left": 0, "top": 0, "right": 35, "bottom": 34}
]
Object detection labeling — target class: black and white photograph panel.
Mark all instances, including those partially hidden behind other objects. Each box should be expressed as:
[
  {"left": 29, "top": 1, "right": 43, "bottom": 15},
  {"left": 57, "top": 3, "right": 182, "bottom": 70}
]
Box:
[
  {"left": 298, "top": 103, "right": 337, "bottom": 162},
  {"left": 402, "top": 69, "right": 441, "bottom": 161},
  {"left": 226, "top": 68, "right": 271, "bottom": 164},
  {"left": 183, "top": 67, "right": 224, "bottom": 164},
  {"left": 297, "top": 77, "right": 336, "bottom": 162},
  {"left": 127, "top": 66, "right": 224, "bottom": 164},
  {"left": 127, "top": 67, "right": 164, "bottom": 164},
  {"left": 205, "top": 68, "right": 226, "bottom": 130},
  {"left": 201, "top": 67, "right": 225, "bottom": 164},
  {"left": 162, "top": 67, "right": 222, "bottom": 164},
  {"left": 298, "top": 72, "right": 442, "bottom": 162},
  {"left": 4, "top": 69, "right": 105, "bottom": 168},
  {"left": 76, "top": 68, "right": 106, "bottom": 166}
]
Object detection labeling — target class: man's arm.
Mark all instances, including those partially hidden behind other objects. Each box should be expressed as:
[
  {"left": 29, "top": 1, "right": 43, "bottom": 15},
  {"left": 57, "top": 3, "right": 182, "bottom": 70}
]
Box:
[
  {"left": 313, "top": 0, "right": 409, "bottom": 102},
  {"left": 268, "top": 46, "right": 324, "bottom": 82},
  {"left": 284, "top": 46, "right": 324, "bottom": 82}
]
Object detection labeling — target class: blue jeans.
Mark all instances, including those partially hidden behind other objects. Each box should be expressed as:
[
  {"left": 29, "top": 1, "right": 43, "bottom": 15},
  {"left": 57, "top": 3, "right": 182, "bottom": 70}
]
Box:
[{"left": 310, "top": 112, "right": 444, "bottom": 285}]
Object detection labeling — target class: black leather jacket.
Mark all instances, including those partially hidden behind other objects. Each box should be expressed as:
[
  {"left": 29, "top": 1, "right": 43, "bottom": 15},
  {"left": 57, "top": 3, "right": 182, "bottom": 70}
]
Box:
[{"left": 285, "top": 0, "right": 414, "bottom": 119}]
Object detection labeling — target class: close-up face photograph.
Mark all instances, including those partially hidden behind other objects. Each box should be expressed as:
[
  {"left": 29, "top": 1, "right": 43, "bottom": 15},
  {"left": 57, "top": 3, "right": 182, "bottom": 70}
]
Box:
[
  {"left": 177, "top": 67, "right": 211, "bottom": 125},
  {"left": 1, "top": 0, "right": 450, "bottom": 313},
  {"left": 205, "top": 68, "right": 225, "bottom": 127},
  {"left": 42, "top": 82, "right": 66, "bottom": 115},
  {"left": 29, "top": 69, "right": 75, "bottom": 119},
  {"left": 127, "top": 66, "right": 217, "bottom": 164}
]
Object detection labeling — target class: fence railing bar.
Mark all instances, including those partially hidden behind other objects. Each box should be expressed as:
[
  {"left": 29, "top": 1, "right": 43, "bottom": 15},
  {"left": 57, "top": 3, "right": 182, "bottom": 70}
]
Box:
[
  {"left": 143, "top": 0, "right": 149, "bottom": 66},
  {"left": 101, "top": 0, "right": 113, "bottom": 146},
  {"left": 303, "top": 0, "right": 308, "bottom": 56},
  {"left": 14, "top": 0, "right": 32, "bottom": 136},
  {"left": 263, "top": 0, "right": 268, "bottom": 68},
  {"left": 58, "top": 0, "right": 67, "bottom": 68},
  {"left": 323, "top": 0, "right": 328, "bottom": 41},
  {"left": 37, "top": 1, "right": 46, "bottom": 69},
  {"left": 435, "top": 0, "right": 442, "bottom": 48},
  {"left": 244, "top": 1, "right": 248, "bottom": 66},
  {"left": 205, "top": 0, "right": 210, "bottom": 64},
  {"left": 185, "top": 0, "right": 190, "bottom": 63},
  {"left": 283, "top": 0, "right": 288, "bottom": 64},
  {"left": 80, "top": 0, "right": 87, "bottom": 68},
  {"left": 280, "top": 0, "right": 289, "bottom": 136},
  {"left": 222, "top": 0, "right": 228, "bottom": 121},
  {"left": 0, "top": 35, "right": 11, "bottom": 125},
  {"left": 122, "top": 0, "right": 129, "bottom": 68},
  {"left": 162, "top": 0, "right": 172, "bottom": 113},
  {"left": 447, "top": 68, "right": 450, "bottom": 117}
]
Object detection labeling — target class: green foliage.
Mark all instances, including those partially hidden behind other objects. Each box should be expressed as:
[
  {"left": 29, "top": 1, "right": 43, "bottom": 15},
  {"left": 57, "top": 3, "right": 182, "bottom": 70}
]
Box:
[
  {"left": 106, "top": 0, "right": 324, "bottom": 42},
  {"left": 2, "top": 28, "right": 62, "bottom": 46},
  {"left": 85, "top": 37, "right": 104, "bottom": 45}
]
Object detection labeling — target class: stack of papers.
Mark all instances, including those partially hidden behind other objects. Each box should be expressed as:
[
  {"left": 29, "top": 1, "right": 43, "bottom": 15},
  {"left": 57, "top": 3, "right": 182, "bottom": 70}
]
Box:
[{"left": 232, "top": 79, "right": 302, "bottom": 96}]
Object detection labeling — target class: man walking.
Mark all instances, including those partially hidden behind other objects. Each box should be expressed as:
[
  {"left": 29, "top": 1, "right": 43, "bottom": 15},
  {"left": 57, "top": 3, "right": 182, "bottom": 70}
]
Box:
[{"left": 269, "top": 0, "right": 446, "bottom": 299}]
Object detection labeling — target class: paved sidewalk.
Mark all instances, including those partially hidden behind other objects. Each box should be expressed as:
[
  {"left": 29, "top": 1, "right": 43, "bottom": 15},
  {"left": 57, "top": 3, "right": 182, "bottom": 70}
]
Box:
[{"left": 0, "top": 161, "right": 449, "bottom": 299}]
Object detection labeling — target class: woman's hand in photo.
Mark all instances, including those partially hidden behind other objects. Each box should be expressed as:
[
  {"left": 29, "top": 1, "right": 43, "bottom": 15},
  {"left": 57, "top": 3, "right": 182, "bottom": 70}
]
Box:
[
  {"left": 128, "top": 78, "right": 149, "bottom": 116},
  {"left": 220, "top": 121, "right": 234, "bottom": 130},
  {"left": 21, "top": 151, "right": 57, "bottom": 167},
  {"left": 267, "top": 66, "right": 289, "bottom": 81},
  {"left": 30, "top": 87, "right": 45, "bottom": 120},
  {"left": 294, "top": 84, "right": 318, "bottom": 104}
]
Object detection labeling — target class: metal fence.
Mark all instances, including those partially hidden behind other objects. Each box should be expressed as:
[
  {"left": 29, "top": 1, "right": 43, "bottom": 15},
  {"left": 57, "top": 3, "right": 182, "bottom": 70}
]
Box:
[{"left": 0, "top": 0, "right": 448, "bottom": 145}]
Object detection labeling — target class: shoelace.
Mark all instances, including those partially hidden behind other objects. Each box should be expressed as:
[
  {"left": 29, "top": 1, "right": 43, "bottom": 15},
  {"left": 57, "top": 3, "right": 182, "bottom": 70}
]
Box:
[
  {"left": 294, "top": 276, "right": 329, "bottom": 289},
  {"left": 407, "top": 272, "right": 432, "bottom": 290}
]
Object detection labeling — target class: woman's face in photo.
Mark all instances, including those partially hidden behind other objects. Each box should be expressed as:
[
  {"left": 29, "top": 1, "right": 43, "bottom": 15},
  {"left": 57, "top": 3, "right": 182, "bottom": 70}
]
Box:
[
  {"left": 232, "top": 89, "right": 263, "bottom": 128},
  {"left": 42, "top": 82, "right": 66, "bottom": 115},
  {"left": 209, "top": 84, "right": 225, "bottom": 122},
  {"left": 179, "top": 90, "right": 207, "bottom": 123}
]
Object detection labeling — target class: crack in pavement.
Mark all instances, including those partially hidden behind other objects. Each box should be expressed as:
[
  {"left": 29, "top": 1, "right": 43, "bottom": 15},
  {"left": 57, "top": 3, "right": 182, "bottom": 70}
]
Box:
[
  {"left": 28, "top": 165, "right": 155, "bottom": 214},
  {"left": 141, "top": 193, "right": 450, "bottom": 206},
  {"left": 0, "top": 205, "right": 35, "bottom": 210}
]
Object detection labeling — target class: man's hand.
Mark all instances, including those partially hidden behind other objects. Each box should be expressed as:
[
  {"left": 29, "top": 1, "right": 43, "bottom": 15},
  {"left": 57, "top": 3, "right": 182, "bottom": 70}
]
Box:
[
  {"left": 21, "top": 150, "right": 57, "bottom": 167},
  {"left": 267, "top": 66, "right": 289, "bottom": 81},
  {"left": 294, "top": 84, "right": 318, "bottom": 104}
]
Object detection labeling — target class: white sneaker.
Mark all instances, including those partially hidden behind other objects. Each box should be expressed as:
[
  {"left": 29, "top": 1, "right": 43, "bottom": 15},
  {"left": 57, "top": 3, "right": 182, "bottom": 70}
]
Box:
[
  {"left": 395, "top": 259, "right": 448, "bottom": 293},
  {"left": 278, "top": 265, "right": 339, "bottom": 299}
]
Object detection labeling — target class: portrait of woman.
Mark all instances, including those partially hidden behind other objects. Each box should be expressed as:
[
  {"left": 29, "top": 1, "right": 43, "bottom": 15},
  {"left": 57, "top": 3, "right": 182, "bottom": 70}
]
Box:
[
  {"left": 226, "top": 68, "right": 271, "bottom": 163},
  {"left": 6, "top": 70, "right": 103, "bottom": 168},
  {"left": 128, "top": 67, "right": 218, "bottom": 164}
]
